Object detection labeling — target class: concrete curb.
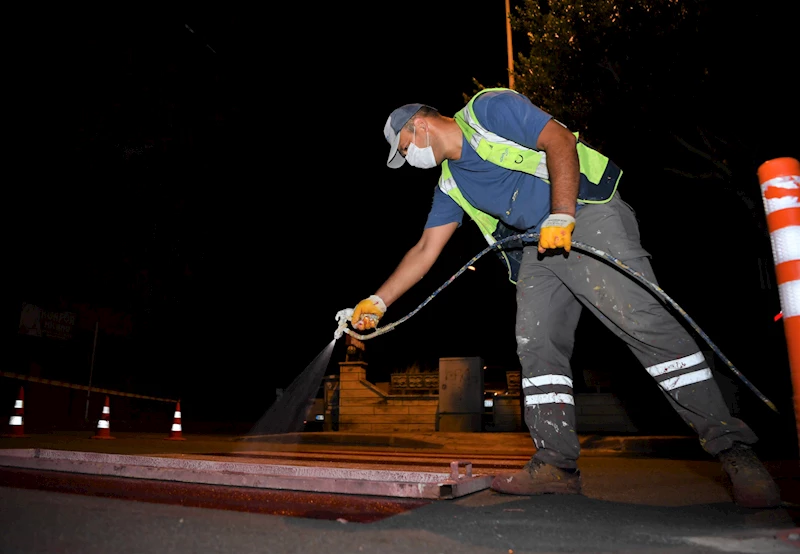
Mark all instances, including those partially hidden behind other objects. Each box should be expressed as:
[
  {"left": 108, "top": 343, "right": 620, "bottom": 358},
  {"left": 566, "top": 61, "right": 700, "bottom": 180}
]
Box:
[
  {"left": 0, "top": 431, "right": 707, "bottom": 459},
  {"left": 236, "top": 432, "right": 705, "bottom": 458}
]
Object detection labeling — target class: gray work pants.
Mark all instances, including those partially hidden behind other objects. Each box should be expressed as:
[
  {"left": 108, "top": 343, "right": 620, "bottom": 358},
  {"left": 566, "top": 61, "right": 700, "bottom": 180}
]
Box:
[{"left": 515, "top": 193, "right": 758, "bottom": 469}]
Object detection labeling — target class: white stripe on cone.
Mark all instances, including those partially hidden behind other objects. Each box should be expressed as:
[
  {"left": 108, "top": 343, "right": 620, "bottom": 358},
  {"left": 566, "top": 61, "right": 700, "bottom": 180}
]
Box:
[
  {"left": 14, "top": 400, "right": 23, "bottom": 409},
  {"left": 779, "top": 280, "right": 800, "bottom": 319},
  {"left": 760, "top": 175, "right": 800, "bottom": 213},
  {"left": 762, "top": 173, "right": 800, "bottom": 320},
  {"left": 171, "top": 423, "right": 182, "bottom": 431},
  {"left": 97, "top": 420, "right": 109, "bottom": 429},
  {"left": 9, "top": 416, "right": 22, "bottom": 426}
]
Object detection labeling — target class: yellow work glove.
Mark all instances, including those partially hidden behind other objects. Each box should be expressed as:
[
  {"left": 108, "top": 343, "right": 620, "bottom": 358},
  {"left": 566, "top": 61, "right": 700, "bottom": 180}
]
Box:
[
  {"left": 538, "top": 213, "right": 576, "bottom": 253},
  {"left": 351, "top": 295, "right": 387, "bottom": 330}
]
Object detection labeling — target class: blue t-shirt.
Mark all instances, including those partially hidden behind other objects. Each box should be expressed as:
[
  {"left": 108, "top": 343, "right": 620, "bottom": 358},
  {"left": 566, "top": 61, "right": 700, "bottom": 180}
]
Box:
[{"left": 424, "top": 90, "right": 558, "bottom": 234}]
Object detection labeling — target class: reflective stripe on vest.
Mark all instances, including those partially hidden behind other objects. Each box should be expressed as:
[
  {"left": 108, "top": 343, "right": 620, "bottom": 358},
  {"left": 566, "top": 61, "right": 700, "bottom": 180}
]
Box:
[
  {"left": 459, "top": 97, "right": 549, "bottom": 179},
  {"left": 439, "top": 161, "right": 524, "bottom": 285}
]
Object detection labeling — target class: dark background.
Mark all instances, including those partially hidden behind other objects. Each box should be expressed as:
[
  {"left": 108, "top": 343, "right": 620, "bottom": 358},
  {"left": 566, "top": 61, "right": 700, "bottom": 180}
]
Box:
[{"left": 9, "top": 4, "right": 798, "bottom": 442}]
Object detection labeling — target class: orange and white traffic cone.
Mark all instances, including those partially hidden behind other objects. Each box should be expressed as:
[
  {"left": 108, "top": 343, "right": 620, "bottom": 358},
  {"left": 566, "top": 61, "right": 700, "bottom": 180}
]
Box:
[
  {"left": 92, "top": 395, "right": 115, "bottom": 439},
  {"left": 3, "top": 386, "right": 28, "bottom": 438},
  {"left": 758, "top": 156, "right": 800, "bottom": 445},
  {"left": 166, "top": 400, "right": 186, "bottom": 440}
]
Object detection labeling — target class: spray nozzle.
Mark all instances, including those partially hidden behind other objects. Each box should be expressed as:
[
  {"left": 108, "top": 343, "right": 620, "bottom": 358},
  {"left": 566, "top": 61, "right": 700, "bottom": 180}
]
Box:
[
  {"left": 334, "top": 309, "right": 381, "bottom": 340},
  {"left": 334, "top": 308, "right": 354, "bottom": 340}
]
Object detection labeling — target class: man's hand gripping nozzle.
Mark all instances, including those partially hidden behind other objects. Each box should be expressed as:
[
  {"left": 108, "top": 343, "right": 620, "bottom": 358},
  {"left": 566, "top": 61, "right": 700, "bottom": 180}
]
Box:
[{"left": 334, "top": 309, "right": 380, "bottom": 340}]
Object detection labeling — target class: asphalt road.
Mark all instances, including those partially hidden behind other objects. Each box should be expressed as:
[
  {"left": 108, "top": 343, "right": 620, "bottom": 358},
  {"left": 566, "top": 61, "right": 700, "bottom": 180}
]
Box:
[
  {"left": 1, "top": 476, "right": 798, "bottom": 554},
  {"left": 0, "top": 432, "right": 798, "bottom": 553}
]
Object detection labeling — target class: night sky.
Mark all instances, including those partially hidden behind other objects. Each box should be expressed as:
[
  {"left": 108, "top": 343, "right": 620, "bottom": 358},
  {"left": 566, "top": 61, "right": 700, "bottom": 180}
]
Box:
[{"left": 12, "top": 4, "right": 799, "bottom": 432}]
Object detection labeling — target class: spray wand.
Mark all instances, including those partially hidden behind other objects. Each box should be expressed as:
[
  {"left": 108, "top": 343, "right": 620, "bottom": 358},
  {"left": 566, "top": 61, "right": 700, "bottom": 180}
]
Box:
[{"left": 334, "top": 233, "right": 779, "bottom": 413}]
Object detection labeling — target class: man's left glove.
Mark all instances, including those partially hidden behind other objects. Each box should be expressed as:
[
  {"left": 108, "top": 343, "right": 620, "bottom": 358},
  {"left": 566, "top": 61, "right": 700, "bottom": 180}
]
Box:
[
  {"left": 538, "top": 213, "right": 576, "bottom": 253},
  {"left": 351, "top": 295, "right": 387, "bottom": 330}
]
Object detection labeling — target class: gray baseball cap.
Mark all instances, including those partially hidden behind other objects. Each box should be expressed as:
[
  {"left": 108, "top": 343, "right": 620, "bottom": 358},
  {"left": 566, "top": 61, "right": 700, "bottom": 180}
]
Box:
[{"left": 384, "top": 103, "right": 434, "bottom": 169}]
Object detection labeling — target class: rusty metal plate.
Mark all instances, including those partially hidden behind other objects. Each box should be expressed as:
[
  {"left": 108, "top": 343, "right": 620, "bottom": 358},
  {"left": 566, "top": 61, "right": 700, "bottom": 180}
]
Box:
[{"left": 0, "top": 449, "right": 491, "bottom": 500}]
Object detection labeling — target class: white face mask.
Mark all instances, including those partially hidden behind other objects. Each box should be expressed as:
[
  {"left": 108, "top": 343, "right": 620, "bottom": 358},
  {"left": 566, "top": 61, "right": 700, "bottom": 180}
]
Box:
[{"left": 405, "top": 128, "right": 437, "bottom": 169}]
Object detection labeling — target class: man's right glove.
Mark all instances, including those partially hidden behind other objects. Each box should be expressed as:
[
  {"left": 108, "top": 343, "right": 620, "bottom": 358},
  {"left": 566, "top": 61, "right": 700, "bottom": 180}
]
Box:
[
  {"left": 351, "top": 295, "right": 387, "bottom": 330},
  {"left": 538, "top": 213, "right": 576, "bottom": 253}
]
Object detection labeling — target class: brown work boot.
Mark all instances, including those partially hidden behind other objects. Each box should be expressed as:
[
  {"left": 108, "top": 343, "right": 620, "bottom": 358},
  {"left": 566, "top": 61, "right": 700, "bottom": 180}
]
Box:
[
  {"left": 491, "top": 458, "right": 581, "bottom": 495},
  {"left": 717, "top": 443, "right": 781, "bottom": 508}
]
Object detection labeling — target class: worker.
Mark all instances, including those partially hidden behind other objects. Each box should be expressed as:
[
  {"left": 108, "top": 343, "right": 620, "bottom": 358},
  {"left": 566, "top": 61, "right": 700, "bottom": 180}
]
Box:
[{"left": 345, "top": 87, "right": 781, "bottom": 508}]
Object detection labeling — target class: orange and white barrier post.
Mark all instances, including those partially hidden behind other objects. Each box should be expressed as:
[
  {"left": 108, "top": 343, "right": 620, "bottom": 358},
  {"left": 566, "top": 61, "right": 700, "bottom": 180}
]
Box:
[
  {"left": 166, "top": 400, "right": 186, "bottom": 441},
  {"left": 757, "top": 156, "right": 800, "bottom": 445},
  {"left": 92, "top": 395, "right": 115, "bottom": 440},
  {"left": 3, "top": 386, "right": 28, "bottom": 438}
]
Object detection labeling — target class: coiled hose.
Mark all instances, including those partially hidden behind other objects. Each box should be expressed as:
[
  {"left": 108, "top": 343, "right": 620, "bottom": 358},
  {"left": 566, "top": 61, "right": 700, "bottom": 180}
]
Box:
[{"left": 335, "top": 233, "right": 778, "bottom": 413}]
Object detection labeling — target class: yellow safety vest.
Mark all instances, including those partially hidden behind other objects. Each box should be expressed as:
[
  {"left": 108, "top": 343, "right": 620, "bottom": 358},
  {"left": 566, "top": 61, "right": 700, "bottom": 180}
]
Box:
[{"left": 439, "top": 88, "right": 622, "bottom": 283}]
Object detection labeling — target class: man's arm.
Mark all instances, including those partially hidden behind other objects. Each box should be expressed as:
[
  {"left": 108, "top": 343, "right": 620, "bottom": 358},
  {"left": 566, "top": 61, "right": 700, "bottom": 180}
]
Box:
[
  {"left": 352, "top": 222, "right": 458, "bottom": 329},
  {"left": 376, "top": 222, "right": 458, "bottom": 306},
  {"left": 536, "top": 119, "right": 580, "bottom": 253},
  {"left": 537, "top": 119, "right": 579, "bottom": 217}
]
